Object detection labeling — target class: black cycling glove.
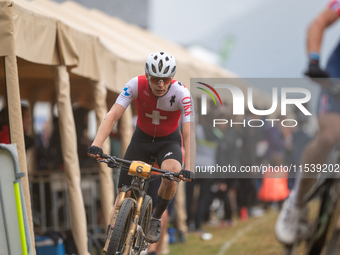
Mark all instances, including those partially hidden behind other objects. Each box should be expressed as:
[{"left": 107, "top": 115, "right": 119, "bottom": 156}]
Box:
[
  {"left": 179, "top": 169, "right": 195, "bottom": 180},
  {"left": 305, "top": 62, "right": 329, "bottom": 78},
  {"left": 87, "top": 145, "right": 103, "bottom": 156}
]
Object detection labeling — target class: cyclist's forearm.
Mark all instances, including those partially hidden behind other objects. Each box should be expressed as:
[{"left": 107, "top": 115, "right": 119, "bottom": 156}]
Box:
[
  {"left": 307, "top": 8, "right": 339, "bottom": 55},
  {"left": 307, "top": 19, "right": 325, "bottom": 55},
  {"left": 92, "top": 117, "right": 116, "bottom": 148},
  {"left": 92, "top": 104, "right": 125, "bottom": 148}
]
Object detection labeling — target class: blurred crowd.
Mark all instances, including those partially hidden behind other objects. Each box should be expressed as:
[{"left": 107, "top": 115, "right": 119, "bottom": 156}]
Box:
[{"left": 184, "top": 104, "right": 313, "bottom": 234}]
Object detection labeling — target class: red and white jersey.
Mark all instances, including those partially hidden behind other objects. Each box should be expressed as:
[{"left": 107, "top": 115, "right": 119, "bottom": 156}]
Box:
[
  {"left": 116, "top": 75, "right": 194, "bottom": 137},
  {"left": 329, "top": 0, "right": 340, "bottom": 15}
]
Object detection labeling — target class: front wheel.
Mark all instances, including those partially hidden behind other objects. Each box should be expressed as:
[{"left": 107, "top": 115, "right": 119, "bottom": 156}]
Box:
[{"left": 106, "top": 198, "right": 135, "bottom": 255}]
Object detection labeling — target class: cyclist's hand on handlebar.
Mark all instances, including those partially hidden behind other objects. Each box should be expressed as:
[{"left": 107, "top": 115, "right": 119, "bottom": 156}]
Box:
[
  {"left": 179, "top": 169, "right": 195, "bottom": 182},
  {"left": 305, "top": 62, "right": 329, "bottom": 78},
  {"left": 87, "top": 145, "right": 103, "bottom": 159}
]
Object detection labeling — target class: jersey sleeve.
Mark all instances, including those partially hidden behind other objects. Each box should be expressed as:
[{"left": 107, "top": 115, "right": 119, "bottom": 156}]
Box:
[
  {"left": 329, "top": 0, "right": 340, "bottom": 15},
  {"left": 115, "top": 77, "right": 138, "bottom": 108},
  {"left": 177, "top": 82, "right": 195, "bottom": 123}
]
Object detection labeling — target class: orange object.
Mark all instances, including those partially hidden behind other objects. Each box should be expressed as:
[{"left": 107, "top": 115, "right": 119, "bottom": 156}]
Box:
[
  {"left": 257, "top": 166, "right": 290, "bottom": 202},
  {"left": 128, "top": 161, "right": 152, "bottom": 179},
  {"left": 239, "top": 207, "right": 248, "bottom": 222}
]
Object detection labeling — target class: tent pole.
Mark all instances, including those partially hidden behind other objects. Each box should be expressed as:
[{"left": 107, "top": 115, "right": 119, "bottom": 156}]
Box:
[
  {"left": 92, "top": 80, "right": 114, "bottom": 226},
  {"left": 52, "top": 65, "right": 90, "bottom": 255},
  {"left": 5, "top": 52, "right": 36, "bottom": 255},
  {"left": 2, "top": 2, "right": 36, "bottom": 253}
]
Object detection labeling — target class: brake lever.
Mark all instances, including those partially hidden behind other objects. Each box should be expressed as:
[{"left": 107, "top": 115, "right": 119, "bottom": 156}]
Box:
[
  {"left": 163, "top": 172, "right": 179, "bottom": 183},
  {"left": 171, "top": 177, "right": 180, "bottom": 183},
  {"left": 97, "top": 159, "right": 120, "bottom": 168},
  {"left": 108, "top": 161, "right": 120, "bottom": 168}
]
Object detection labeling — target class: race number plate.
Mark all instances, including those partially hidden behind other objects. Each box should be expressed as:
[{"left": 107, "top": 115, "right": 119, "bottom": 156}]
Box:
[{"left": 128, "top": 161, "right": 152, "bottom": 179}]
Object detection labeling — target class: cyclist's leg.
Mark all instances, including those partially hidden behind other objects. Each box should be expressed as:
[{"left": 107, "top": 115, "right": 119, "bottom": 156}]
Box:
[
  {"left": 156, "top": 142, "right": 182, "bottom": 204},
  {"left": 145, "top": 142, "right": 182, "bottom": 243},
  {"left": 276, "top": 86, "right": 340, "bottom": 244},
  {"left": 158, "top": 159, "right": 181, "bottom": 198},
  {"left": 276, "top": 113, "right": 340, "bottom": 244},
  {"left": 147, "top": 176, "right": 174, "bottom": 253},
  {"left": 296, "top": 113, "right": 340, "bottom": 205},
  {"left": 295, "top": 87, "right": 340, "bottom": 206}
]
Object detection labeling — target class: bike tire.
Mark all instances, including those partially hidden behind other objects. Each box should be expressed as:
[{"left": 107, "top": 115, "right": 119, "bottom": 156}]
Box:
[
  {"left": 306, "top": 183, "right": 339, "bottom": 255},
  {"left": 106, "top": 198, "right": 135, "bottom": 255}
]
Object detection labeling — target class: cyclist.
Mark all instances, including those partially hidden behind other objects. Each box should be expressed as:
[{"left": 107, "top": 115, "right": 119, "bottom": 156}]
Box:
[
  {"left": 87, "top": 51, "right": 196, "bottom": 245},
  {"left": 275, "top": 1, "right": 340, "bottom": 244}
]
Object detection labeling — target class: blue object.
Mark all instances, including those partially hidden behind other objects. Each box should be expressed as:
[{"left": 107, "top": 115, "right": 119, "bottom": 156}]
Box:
[
  {"left": 308, "top": 51, "right": 320, "bottom": 61},
  {"left": 35, "top": 236, "right": 65, "bottom": 255},
  {"left": 168, "top": 227, "right": 176, "bottom": 244}
]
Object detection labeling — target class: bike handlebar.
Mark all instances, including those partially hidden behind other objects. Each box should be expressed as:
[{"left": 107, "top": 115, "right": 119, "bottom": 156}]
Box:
[{"left": 100, "top": 153, "right": 181, "bottom": 179}]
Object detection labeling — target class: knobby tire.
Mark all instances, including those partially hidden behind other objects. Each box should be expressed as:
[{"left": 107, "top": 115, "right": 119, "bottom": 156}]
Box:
[{"left": 106, "top": 198, "right": 135, "bottom": 255}]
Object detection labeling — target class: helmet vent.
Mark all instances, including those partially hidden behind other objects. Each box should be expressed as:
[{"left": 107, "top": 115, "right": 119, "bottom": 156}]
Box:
[
  {"left": 152, "top": 64, "right": 156, "bottom": 73},
  {"left": 158, "top": 60, "right": 163, "bottom": 72},
  {"left": 145, "top": 51, "right": 176, "bottom": 77},
  {"left": 171, "top": 66, "right": 176, "bottom": 74}
]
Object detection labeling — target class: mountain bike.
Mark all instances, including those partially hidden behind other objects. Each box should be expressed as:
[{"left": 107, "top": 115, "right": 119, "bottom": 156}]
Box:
[
  {"left": 98, "top": 153, "right": 180, "bottom": 255},
  {"left": 282, "top": 146, "right": 340, "bottom": 255}
]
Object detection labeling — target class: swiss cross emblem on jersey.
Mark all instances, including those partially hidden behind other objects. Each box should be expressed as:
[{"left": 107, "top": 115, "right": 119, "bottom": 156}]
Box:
[{"left": 145, "top": 110, "right": 167, "bottom": 125}]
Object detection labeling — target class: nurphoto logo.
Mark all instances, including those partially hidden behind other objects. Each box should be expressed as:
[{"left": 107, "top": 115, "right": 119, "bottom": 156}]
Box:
[{"left": 194, "top": 79, "right": 312, "bottom": 128}]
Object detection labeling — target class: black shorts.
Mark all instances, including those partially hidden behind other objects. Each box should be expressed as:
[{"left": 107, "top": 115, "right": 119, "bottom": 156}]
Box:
[{"left": 118, "top": 125, "right": 182, "bottom": 188}]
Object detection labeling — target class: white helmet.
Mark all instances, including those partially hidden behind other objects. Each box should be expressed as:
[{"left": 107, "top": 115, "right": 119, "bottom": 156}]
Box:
[{"left": 145, "top": 51, "right": 177, "bottom": 78}]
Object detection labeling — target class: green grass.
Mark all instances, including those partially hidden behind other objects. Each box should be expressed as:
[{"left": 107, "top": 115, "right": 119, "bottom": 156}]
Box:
[
  {"left": 168, "top": 209, "right": 284, "bottom": 255},
  {"left": 93, "top": 202, "right": 339, "bottom": 255},
  {"left": 168, "top": 202, "right": 340, "bottom": 255}
]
